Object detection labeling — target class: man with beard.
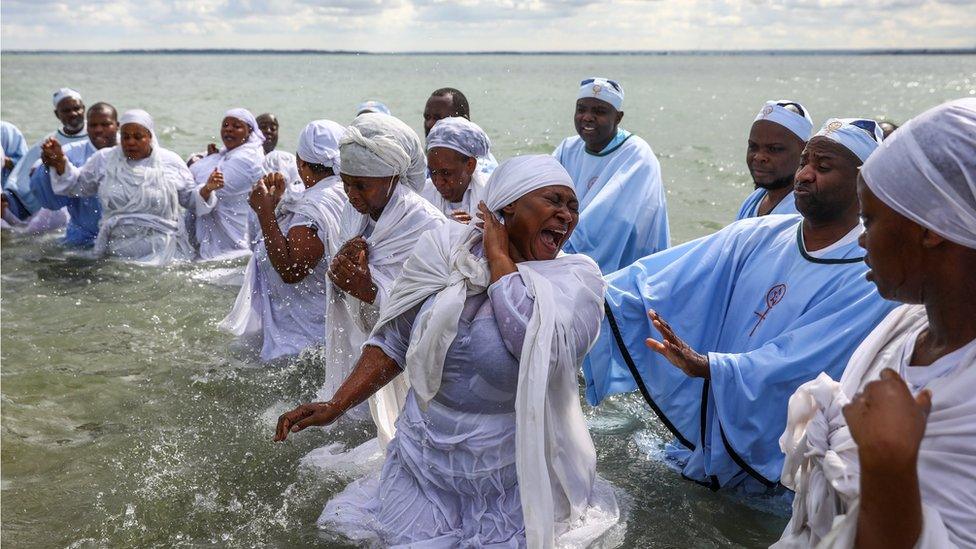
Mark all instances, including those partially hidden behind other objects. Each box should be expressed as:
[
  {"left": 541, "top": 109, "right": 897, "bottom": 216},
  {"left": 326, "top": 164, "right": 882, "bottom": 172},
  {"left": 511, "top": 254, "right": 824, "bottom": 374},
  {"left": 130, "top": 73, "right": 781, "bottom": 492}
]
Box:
[
  {"left": 3, "top": 88, "right": 88, "bottom": 225},
  {"left": 553, "top": 77, "right": 670, "bottom": 273},
  {"left": 30, "top": 103, "right": 118, "bottom": 247},
  {"left": 583, "top": 117, "right": 896, "bottom": 495},
  {"left": 736, "top": 100, "right": 813, "bottom": 220}
]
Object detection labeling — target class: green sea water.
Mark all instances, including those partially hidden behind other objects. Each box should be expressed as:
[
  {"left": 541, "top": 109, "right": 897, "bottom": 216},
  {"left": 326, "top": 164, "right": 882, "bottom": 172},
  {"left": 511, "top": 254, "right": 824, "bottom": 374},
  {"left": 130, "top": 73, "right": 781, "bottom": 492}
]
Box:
[{"left": 1, "top": 53, "right": 973, "bottom": 548}]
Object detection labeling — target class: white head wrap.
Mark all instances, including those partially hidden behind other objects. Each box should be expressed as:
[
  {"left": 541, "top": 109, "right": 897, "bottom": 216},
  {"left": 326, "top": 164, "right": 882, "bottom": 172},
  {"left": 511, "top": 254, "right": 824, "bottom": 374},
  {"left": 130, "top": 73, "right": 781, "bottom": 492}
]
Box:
[
  {"left": 223, "top": 107, "right": 265, "bottom": 146},
  {"left": 296, "top": 119, "right": 344, "bottom": 172},
  {"left": 339, "top": 113, "right": 426, "bottom": 191},
  {"left": 813, "top": 118, "right": 883, "bottom": 164},
  {"left": 52, "top": 87, "right": 82, "bottom": 107},
  {"left": 425, "top": 116, "right": 491, "bottom": 159},
  {"left": 861, "top": 98, "right": 976, "bottom": 250},
  {"left": 754, "top": 100, "right": 814, "bottom": 141},
  {"left": 356, "top": 100, "right": 391, "bottom": 116},
  {"left": 485, "top": 154, "right": 574, "bottom": 214},
  {"left": 119, "top": 109, "right": 158, "bottom": 146},
  {"left": 577, "top": 77, "right": 624, "bottom": 110}
]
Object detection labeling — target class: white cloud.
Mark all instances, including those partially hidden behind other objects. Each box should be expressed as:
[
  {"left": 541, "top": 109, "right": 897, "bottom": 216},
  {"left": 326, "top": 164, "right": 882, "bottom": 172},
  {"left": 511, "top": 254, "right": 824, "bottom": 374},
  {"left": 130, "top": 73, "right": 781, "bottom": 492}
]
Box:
[{"left": 1, "top": 0, "right": 974, "bottom": 51}]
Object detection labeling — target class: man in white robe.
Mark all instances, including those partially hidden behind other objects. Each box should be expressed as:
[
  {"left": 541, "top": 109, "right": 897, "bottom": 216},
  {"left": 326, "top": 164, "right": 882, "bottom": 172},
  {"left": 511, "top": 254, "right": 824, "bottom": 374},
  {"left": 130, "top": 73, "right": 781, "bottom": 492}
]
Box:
[
  {"left": 553, "top": 77, "right": 670, "bottom": 273},
  {"left": 775, "top": 98, "right": 976, "bottom": 549},
  {"left": 257, "top": 112, "right": 300, "bottom": 186},
  {"left": 736, "top": 100, "right": 813, "bottom": 220}
]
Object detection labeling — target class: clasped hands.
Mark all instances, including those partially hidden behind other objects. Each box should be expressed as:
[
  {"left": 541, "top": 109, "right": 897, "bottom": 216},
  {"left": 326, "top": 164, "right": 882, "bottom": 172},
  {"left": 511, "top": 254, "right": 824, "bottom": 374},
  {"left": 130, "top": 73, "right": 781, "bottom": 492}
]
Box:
[{"left": 329, "top": 236, "right": 376, "bottom": 303}]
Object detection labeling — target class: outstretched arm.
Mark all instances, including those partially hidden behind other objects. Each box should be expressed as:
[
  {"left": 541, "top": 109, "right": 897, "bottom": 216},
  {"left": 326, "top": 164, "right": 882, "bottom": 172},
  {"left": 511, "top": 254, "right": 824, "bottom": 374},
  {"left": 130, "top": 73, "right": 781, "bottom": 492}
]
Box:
[{"left": 274, "top": 345, "right": 402, "bottom": 441}]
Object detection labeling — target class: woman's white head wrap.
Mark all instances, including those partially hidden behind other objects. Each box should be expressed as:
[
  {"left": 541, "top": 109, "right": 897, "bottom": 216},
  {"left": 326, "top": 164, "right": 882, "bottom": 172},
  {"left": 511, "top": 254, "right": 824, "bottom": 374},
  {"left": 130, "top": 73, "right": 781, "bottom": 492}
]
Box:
[
  {"left": 861, "top": 98, "right": 976, "bottom": 250},
  {"left": 339, "top": 113, "right": 426, "bottom": 191},
  {"left": 813, "top": 117, "right": 883, "bottom": 164},
  {"left": 484, "top": 155, "right": 574, "bottom": 214},
  {"left": 296, "top": 119, "right": 344, "bottom": 172},
  {"left": 754, "top": 99, "right": 814, "bottom": 141},
  {"left": 356, "top": 100, "right": 391, "bottom": 116},
  {"left": 426, "top": 116, "right": 491, "bottom": 159},
  {"left": 223, "top": 107, "right": 265, "bottom": 146},
  {"left": 119, "top": 109, "right": 158, "bottom": 146}
]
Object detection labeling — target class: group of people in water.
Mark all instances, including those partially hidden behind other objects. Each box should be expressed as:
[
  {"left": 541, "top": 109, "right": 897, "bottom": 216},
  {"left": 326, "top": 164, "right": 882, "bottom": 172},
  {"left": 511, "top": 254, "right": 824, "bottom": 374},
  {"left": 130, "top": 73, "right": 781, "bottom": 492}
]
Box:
[{"left": 2, "top": 80, "right": 973, "bottom": 548}]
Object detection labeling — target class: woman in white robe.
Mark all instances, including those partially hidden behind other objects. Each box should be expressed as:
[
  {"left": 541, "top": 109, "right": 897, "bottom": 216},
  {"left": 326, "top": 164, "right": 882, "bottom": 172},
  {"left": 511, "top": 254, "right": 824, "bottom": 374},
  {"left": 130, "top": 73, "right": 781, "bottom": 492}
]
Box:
[
  {"left": 275, "top": 155, "right": 621, "bottom": 548},
  {"left": 774, "top": 98, "right": 976, "bottom": 549},
  {"left": 190, "top": 108, "right": 267, "bottom": 260},
  {"left": 219, "top": 120, "right": 347, "bottom": 362},
  {"left": 420, "top": 116, "right": 491, "bottom": 223},
  {"left": 49, "top": 109, "right": 209, "bottom": 265}
]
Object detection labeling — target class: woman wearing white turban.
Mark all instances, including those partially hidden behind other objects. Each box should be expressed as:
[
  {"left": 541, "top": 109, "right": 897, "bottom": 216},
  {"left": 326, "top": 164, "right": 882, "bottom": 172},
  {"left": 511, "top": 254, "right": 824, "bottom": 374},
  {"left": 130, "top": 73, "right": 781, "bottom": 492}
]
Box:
[
  {"left": 421, "top": 116, "right": 492, "bottom": 223},
  {"left": 190, "top": 108, "right": 267, "bottom": 260},
  {"left": 47, "top": 109, "right": 207, "bottom": 265},
  {"left": 774, "top": 98, "right": 976, "bottom": 548},
  {"left": 314, "top": 113, "right": 446, "bottom": 424},
  {"left": 276, "top": 155, "right": 621, "bottom": 548},
  {"left": 219, "top": 120, "right": 348, "bottom": 361}
]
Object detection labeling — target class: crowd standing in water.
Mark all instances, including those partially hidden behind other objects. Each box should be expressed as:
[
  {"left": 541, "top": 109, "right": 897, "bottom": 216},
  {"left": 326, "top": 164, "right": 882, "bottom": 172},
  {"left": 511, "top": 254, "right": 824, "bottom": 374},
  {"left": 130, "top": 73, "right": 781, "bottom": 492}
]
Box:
[{"left": 2, "top": 81, "right": 974, "bottom": 548}]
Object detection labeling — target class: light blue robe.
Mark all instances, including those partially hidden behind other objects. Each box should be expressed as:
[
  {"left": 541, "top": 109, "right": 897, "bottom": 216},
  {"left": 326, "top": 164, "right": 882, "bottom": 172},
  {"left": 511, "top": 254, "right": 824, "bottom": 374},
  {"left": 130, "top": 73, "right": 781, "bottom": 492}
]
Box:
[
  {"left": 30, "top": 140, "right": 101, "bottom": 247},
  {"left": 553, "top": 129, "right": 669, "bottom": 273},
  {"left": 1, "top": 121, "right": 28, "bottom": 187},
  {"left": 736, "top": 188, "right": 799, "bottom": 220},
  {"left": 582, "top": 214, "right": 897, "bottom": 489},
  {"left": 3, "top": 127, "right": 88, "bottom": 217}
]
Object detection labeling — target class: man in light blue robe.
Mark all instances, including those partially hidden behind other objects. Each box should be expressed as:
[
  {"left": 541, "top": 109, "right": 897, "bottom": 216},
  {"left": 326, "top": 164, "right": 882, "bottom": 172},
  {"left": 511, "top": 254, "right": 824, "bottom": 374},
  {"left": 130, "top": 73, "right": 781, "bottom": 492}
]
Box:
[
  {"left": 583, "top": 117, "right": 895, "bottom": 492},
  {"left": 3, "top": 88, "right": 88, "bottom": 220},
  {"left": 1, "top": 121, "right": 28, "bottom": 187},
  {"left": 29, "top": 103, "right": 118, "bottom": 247},
  {"left": 553, "top": 77, "right": 669, "bottom": 273},
  {"left": 736, "top": 100, "right": 813, "bottom": 220}
]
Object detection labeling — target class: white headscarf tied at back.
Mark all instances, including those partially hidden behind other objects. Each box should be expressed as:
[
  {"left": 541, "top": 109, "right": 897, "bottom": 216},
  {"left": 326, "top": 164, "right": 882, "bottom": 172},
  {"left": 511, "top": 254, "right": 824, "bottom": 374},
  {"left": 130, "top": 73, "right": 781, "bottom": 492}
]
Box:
[
  {"left": 861, "top": 98, "right": 976, "bottom": 250},
  {"left": 813, "top": 117, "right": 883, "bottom": 164},
  {"left": 754, "top": 99, "right": 814, "bottom": 141},
  {"left": 426, "top": 116, "right": 491, "bottom": 159},
  {"left": 356, "top": 100, "right": 391, "bottom": 116},
  {"left": 52, "top": 87, "right": 82, "bottom": 107},
  {"left": 119, "top": 109, "right": 158, "bottom": 147},
  {"left": 340, "top": 113, "right": 427, "bottom": 192},
  {"left": 296, "top": 119, "right": 344, "bottom": 173},
  {"left": 223, "top": 107, "right": 265, "bottom": 148},
  {"left": 371, "top": 155, "right": 615, "bottom": 547}
]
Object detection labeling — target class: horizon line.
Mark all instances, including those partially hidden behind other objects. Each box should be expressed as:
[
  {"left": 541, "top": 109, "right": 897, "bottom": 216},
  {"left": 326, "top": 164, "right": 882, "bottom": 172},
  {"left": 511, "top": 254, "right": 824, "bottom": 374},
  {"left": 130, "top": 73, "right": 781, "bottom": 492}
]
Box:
[{"left": 3, "top": 47, "right": 975, "bottom": 56}]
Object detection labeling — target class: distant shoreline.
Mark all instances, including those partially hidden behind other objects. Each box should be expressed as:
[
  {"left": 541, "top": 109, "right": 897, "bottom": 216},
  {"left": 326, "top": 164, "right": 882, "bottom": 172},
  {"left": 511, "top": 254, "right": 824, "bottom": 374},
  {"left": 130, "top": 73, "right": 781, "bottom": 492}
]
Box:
[{"left": 3, "top": 48, "right": 975, "bottom": 56}]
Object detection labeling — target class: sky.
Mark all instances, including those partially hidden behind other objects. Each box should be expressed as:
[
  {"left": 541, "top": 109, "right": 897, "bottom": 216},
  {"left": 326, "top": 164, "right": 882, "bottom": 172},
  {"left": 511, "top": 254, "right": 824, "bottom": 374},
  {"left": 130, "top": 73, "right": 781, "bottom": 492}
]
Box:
[{"left": 2, "top": 0, "right": 975, "bottom": 52}]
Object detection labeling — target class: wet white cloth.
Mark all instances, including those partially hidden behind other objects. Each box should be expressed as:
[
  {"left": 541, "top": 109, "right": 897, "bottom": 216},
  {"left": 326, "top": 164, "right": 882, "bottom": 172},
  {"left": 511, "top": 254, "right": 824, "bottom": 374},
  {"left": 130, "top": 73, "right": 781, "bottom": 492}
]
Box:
[
  {"left": 190, "top": 108, "right": 267, "bottom": 260},
  {"left": 754, "top": 100, "right": 814, "bottom": 141},
  {"left": 262, "top": 150, "right": 300, "bottom": 187},
  {"left": 813, "top": 118, "right": 882, "bottom": 163},
  {"left": 316, "top": 183, "right": 447, "bottom": 431},
  {"left": 775, "top": 304, "right": 976, "bottom": 548},
  {"left": 361, "top": 155, "right": 617, "bottom": 548},
  {"left": 426, "top": 116, "right": 491, "bottom": 159},
  {"left": 340, "top": 113, "right": 427, "bottom": 192},
  {"left": 219, "top": 175, "right": 346, "bottom": 361},
  {"left": 578, "top": 77, "right": 624, "bottom": 110},
  {"left": 861, "top": 98, "right": 976, "bottom": 250},
  {"left": 419, "top": 170, "right": 488, "bottom": 218},
  {"left": 51, "top": 112, "right": 204, "bottom": 265}
]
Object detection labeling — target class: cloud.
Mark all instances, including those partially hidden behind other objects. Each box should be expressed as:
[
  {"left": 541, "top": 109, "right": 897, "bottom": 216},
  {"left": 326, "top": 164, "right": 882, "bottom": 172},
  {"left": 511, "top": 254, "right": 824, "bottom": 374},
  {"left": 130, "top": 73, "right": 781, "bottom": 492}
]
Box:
[{"left": 1, "top": 0, "right": 974, "bottom": 51}]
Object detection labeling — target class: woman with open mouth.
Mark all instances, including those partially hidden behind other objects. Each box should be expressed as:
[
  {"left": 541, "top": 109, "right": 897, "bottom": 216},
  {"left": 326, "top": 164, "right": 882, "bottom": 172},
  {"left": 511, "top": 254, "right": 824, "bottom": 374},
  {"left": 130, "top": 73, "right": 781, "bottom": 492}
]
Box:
[
  {"left": 275, "top": 155, "right": 621, "bottom": 548},
  {"left": 189, "top": 108, "right": 267, "bottom": 261}
]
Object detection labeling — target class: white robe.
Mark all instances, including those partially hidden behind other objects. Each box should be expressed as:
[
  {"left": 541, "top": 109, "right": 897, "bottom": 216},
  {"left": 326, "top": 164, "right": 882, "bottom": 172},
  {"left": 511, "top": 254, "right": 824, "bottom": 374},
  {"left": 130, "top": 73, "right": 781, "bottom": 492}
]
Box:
[
  {"left": 775, "top": 304, "right": 976, "bottom": 548},
  {"left": 219, "top": 176, "right": 346, "bottom": 361},
  {"left": 51, "top": 145, "right": 208, "bottom": 265},
  {"left": 418, "top": 170, "right": 488, "bottom": 219},
  {"left": 316, "top": 184, "right": 446, "bottom": 434},
  {"left": 190, "top": 142, "right": 265, "bottom": 260}
]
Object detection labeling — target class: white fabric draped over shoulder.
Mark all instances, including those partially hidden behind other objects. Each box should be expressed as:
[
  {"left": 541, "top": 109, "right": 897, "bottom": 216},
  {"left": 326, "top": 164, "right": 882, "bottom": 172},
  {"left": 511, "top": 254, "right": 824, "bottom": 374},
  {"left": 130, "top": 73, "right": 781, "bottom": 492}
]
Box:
[
  {"left": 774, "top": 305, "right": 976, "bottom": 548},
  {"left": 51, "top": 110, "right": 203, "bottom": 265},
  {"left": 370, "top": 155, "right": 620, "bottom": 548},
  {"left": 190, "top": 108, "right": 267, "bottom": 260}
]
